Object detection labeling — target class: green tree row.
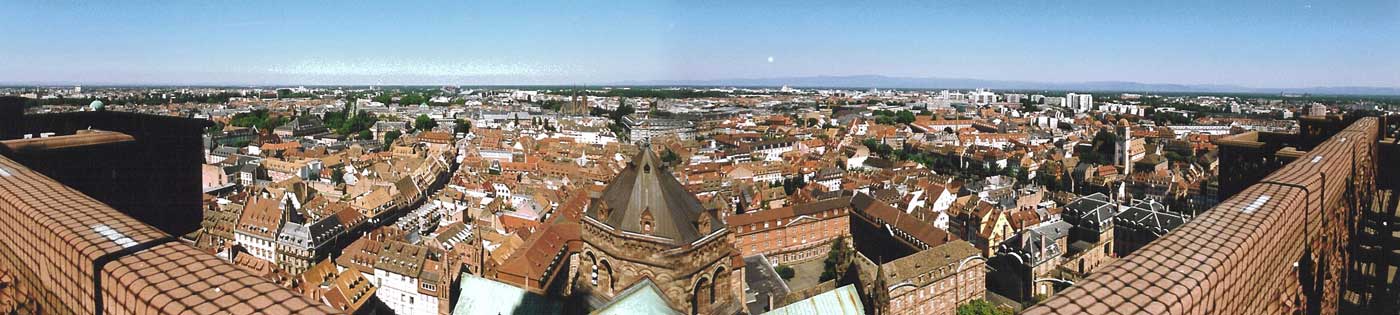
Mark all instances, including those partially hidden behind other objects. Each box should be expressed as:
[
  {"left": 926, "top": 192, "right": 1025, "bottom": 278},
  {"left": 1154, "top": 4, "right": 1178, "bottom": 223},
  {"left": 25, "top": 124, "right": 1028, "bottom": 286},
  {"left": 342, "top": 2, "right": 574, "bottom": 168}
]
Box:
[
  {"left": 871, "top": 109, "right": 916, "bottom": 125},
  {"left": 321, "top": 108, "right": 380, "bottom": 139}
]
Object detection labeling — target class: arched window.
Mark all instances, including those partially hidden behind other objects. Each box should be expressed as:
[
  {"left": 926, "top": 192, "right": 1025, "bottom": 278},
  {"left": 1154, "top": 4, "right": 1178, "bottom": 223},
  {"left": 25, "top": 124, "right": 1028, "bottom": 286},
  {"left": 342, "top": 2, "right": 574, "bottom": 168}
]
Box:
[
  {"left": 593, "top": 259, "right": 615, "bottom": 294},
  {"left": 711, "top": 267, "right": 726, "bottom": 303},
  {"left": 692, "top": 277, "right": 712, "bottom": 315},
  {"left": 586, "top": 252, "right": 599, "bottom": 285}
]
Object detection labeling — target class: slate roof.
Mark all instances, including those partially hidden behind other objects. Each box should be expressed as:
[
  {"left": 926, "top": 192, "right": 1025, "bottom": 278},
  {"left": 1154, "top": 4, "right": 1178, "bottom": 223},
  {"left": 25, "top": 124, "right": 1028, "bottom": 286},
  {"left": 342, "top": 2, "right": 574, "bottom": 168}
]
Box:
[
  {"left": 275, "top": 116, "right": 326, "bottom": 132},
  {"left": 1001, "top": 220, "right": 1072, "bottom": 265},
  {"left": 278, "top": 215, "right": 343, "bottom": 249},
  {"left": 744, "top": 255, "right": 792, "bottom": 314},
  {"left": 1114, "top": 199, "right": 1187, "bottom": 237},
  {"left": 586, "top": 144, "right": 721, "bottom": 245},
  {"left": 1063, "top": 192, "right": 1116, "bottom": 231},
  {"left": 212, "top": 146, "right": 239, "bottom": 157}
]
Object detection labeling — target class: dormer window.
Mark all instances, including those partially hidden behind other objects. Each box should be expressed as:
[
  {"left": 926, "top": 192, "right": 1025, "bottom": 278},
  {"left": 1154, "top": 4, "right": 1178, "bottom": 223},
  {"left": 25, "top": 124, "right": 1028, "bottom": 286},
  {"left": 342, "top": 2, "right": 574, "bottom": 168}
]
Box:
[
  {"left": 696, "top": 212, "right": 712, "bottom": 232},
  {"left": 640, "top": 209, "right": 655, "bottom": 234}
]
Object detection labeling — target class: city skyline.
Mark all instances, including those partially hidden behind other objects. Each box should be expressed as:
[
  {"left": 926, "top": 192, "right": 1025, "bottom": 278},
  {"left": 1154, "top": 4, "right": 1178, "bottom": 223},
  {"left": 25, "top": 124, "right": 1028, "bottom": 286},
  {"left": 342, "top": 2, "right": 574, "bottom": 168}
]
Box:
[
  {"left": 2, "top": 0, "right": 1398, "bottom": 88},
  {"left": 3, "top": 0, "right": 1400, "bottom": 314}
]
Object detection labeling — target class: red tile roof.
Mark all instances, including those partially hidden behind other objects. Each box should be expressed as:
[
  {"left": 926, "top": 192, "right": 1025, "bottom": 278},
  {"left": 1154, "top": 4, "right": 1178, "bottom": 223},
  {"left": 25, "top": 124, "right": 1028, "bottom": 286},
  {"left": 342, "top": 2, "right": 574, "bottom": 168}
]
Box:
[
  {"left": 236, "top": 198, "right": 281, "bottom": 238},
  {"left": 494, "top": 220, "right": 581, "bottom": 292}
]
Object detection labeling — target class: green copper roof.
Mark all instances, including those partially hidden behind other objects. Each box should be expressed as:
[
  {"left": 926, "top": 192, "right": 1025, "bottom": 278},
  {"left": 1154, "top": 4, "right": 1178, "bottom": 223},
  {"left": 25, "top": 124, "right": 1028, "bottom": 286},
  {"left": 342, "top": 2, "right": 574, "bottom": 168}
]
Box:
[
  {"left": 761, "top": 284, "right": 866, "bottom": 315},
  {"left": 590, "top": 279, "right": 679, "bottom": 315},
  {"left": 451, "top": 273, "right": 561, "bottom": 315}
]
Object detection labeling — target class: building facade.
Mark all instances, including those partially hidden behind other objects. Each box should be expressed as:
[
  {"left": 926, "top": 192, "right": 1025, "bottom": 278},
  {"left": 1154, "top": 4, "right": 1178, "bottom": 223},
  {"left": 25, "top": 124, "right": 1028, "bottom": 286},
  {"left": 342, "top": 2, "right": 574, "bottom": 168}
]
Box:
[
  {"left": 728, "top": 195, "right": 852, "bottom": 264},
  {"left": 235, "top": 198, "right": 283, "bottom": 264},
  {"left": 373, "top": 240, "right": 444, "bottom": 315},
  {"left": 882, "top": 241, "right": 986, "bottom": 315}
]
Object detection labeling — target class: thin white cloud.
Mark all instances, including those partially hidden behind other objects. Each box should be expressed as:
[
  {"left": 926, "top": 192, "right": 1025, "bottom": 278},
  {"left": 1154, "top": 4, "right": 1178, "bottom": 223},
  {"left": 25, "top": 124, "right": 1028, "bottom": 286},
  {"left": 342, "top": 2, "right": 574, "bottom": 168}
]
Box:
[{"left": 266, "top": 59, "right": 576, "bottom": 77}]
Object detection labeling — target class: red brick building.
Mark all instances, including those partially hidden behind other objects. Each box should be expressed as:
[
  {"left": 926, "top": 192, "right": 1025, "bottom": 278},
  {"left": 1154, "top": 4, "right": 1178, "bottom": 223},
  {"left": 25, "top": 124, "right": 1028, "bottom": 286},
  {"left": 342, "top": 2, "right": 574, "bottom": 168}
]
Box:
[{"left": 728, "top": 193, "right": 853, "bottom": 264}]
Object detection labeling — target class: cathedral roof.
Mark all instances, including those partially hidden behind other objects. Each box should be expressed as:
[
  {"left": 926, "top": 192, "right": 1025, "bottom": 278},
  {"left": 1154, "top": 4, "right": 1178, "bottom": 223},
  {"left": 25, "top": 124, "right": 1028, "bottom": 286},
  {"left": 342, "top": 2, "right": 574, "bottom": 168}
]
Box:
[{"left": 586, "top": 144, "right": 721, "bottom": 245}]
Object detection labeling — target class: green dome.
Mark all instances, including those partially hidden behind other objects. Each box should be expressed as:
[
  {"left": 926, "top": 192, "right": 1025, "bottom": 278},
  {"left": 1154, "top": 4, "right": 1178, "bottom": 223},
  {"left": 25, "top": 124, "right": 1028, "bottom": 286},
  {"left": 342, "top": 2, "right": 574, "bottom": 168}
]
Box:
[{"left": 89, "top": 100, "right": 105, "bottom": 111}]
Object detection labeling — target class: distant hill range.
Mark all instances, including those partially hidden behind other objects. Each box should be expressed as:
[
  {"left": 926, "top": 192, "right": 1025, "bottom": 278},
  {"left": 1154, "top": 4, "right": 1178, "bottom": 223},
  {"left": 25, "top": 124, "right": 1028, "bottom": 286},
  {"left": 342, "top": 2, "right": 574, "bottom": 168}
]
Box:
[{"left": 615, "top": 75, "right": 1400, "bottom": 96}]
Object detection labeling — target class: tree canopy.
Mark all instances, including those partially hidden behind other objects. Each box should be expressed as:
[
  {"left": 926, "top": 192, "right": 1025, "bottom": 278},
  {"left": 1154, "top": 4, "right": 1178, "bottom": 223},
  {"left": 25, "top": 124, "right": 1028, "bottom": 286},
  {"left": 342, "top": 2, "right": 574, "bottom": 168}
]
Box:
[
  {"left": 414, "top": 114, "right": 438, "bottom": 131},
  {"left": 819, "top": 237, "right": 853, "bottom": 282},
  {"left": 331, "top": 168, "right": 345, "bottom": 185},
  {"left": 956, "top": 299, "right": 1015, "bottom": 315},
  {"left": 382, "top": 130, "right": 402, "bottom": 150},
  {"left": 661, "top": 148, "right": 680, "bottom": 165},
  {"left": 322, "top": 109, "right": 379, "bottom": 136},
  {"left": 229, "top": 109, "right": 287, "bottom": 130},
  {"left": 1087, "top": 129, "right": 1121, "bottom": 165},
  {"left": 775, "top": 265, "right": 795, "bottom": 280},
  {"left": 454, "top": 119, "right": 472, "bottom": 134},
  {"left": 872, "top": 109, "right": 916, "bottom": 125}
]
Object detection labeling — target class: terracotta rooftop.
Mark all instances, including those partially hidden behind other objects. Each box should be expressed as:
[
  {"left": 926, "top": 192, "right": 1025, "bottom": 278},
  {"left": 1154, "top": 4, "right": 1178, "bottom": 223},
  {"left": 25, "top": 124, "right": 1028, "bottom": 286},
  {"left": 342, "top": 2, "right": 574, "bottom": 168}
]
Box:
[
  {"left": 236, "top": 198, "right": 282, "bottom": 239},
  {"left": 881, "top": 240, "right": 980, "bottom": 287},
  {"left": 495, "top": 220, "right": 580, "bottom": 292},
  {"left": 852, "top": 192, "right": 954, "bottom": 249},
  {"left": 335, "top": 236, "right": 381, "bottom": 275},
  {"left": 376, "top": 240, "right": 427, "bottom": 277}
]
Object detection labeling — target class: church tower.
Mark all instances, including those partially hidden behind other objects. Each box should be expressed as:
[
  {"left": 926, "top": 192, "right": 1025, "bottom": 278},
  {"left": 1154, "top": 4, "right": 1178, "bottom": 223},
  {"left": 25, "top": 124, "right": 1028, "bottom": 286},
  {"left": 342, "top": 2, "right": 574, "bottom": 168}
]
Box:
[
  {"left": 870, "top": 261, "right": 890, "bottom": 315},
  {"left": 575, "top": 144, "right": 739, "bottom": 314},
  {"left": 1115, "top": 119, "right": 1132, "bottom": 175}
]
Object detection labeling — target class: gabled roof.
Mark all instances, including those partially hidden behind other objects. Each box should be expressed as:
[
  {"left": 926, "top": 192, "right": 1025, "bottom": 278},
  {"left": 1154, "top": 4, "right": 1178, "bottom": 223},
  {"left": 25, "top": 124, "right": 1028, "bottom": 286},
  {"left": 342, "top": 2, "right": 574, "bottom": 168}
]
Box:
[
  {"left": 1001, "top": 220, "right": 1071, "bottom": 264},
  {"left": 327, "top": 268, "right": 376, "bottom": 312},
  {"left": 335, "top": 237, "right": 381, "bottom": 274},
  {"left": 375, "top": 240, "right": 426, "bottom": 277},
  {"left": 852, "top": 193, "right": 952, "bottom": 248}
]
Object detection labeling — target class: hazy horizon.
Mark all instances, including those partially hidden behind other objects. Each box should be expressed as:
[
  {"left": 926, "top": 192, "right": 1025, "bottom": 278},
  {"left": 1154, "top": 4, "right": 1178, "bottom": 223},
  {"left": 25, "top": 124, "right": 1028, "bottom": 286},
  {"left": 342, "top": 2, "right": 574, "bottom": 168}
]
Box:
[{"left": 3, "top": 1, "right": 1398, "bottom": 88}]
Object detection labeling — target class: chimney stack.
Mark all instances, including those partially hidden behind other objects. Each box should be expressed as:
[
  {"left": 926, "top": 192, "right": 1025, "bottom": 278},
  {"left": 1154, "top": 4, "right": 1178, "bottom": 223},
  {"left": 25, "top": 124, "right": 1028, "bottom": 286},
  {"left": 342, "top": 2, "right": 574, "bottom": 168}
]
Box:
[{"left": 0, "top": 96, "right": 24, "bottom": 140}]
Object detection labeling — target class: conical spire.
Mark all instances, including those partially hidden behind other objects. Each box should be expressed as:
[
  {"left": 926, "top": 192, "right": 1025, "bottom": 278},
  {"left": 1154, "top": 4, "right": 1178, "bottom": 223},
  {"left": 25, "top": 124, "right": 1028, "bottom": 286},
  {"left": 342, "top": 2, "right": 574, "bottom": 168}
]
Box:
[
  {"left": 586, "top": 142, "right": 720, "bottom": 245},
  {"left": 871, "top": 258, "right": 890, "bottom": 315}
]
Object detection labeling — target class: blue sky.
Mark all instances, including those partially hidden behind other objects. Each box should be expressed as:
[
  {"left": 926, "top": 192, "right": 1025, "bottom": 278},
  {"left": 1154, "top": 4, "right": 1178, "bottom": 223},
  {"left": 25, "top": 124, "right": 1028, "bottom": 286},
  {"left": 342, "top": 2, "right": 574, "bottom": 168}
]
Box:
[{"left": 1, "top": 0, "right": 1397, "bottom": 87}]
